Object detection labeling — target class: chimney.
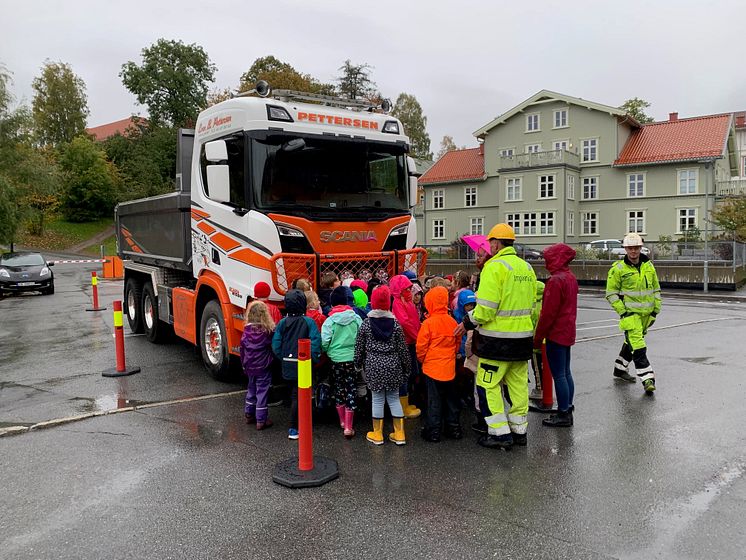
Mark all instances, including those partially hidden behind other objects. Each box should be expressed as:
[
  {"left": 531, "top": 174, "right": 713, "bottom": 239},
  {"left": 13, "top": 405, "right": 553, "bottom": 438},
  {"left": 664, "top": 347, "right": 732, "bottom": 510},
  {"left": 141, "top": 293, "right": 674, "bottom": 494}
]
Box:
[
  {"left": 478, "top": 143, "right": 484, "bottom": 156},
  {"left": 669, "top": 112, "right": 679, "bottom": 122},
  {"left": 736, "top": 115, "right": 746, "bottom": 128}
]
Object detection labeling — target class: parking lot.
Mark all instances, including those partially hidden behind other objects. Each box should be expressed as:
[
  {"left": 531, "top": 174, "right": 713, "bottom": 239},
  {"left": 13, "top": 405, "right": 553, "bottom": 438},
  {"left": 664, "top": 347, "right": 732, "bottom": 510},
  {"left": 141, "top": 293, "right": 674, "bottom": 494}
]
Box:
[{"left": 1, "top": 257, "right": 745, "bottom": 559}]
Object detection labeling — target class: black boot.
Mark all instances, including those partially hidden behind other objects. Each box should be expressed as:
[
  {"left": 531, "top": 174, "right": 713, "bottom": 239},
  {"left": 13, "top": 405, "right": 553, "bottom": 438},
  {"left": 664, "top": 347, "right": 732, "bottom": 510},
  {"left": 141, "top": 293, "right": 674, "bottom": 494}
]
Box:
[{"left": 542, "top": 410, "right": 573, "bottom": 427}]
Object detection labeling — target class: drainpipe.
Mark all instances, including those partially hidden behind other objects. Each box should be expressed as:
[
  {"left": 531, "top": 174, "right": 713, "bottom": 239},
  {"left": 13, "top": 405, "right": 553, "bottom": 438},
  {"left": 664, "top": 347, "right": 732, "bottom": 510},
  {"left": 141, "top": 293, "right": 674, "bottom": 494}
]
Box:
[{"left": 702, "top": 159, "right": 715, "bottom": 293}]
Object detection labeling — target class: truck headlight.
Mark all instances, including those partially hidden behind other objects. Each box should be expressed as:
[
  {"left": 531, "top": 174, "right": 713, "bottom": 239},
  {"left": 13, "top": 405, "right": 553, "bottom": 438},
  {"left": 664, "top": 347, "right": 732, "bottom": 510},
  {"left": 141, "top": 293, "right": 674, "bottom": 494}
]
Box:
[{"left": 389, "top": 224, "right": 409, "bottom": 236}]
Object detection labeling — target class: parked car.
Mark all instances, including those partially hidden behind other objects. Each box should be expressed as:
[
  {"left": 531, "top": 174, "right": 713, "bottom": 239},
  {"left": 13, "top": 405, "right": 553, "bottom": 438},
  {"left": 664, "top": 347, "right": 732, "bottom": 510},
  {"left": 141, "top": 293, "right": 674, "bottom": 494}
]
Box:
[
  {"left": 585, "top": 239, "right": 650, "bottom": 257},
  {"left": 514, "top": 242, "right": 543, "bottom": 260},
  {"left": 0, "top": 252, "right": 55, "bottom": 296}
]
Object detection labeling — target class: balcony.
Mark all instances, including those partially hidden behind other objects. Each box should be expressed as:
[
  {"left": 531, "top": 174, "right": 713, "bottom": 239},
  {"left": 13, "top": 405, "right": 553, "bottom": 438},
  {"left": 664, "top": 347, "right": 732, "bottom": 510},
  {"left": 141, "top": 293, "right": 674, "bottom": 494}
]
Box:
[
  {"left": 498, "top": 149, "right": 580, "bottom": 171},
  {"left": 716, "top": 178, "right": 746, "bottom": 197}
]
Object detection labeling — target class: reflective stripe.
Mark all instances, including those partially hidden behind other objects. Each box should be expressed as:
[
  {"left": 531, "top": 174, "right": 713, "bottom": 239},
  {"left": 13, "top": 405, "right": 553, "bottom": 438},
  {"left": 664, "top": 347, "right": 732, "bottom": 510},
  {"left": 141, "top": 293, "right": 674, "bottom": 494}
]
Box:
[
  {"left": 605, "top": 293, "right": 621, "bottom": 302},
  {"left": 619, "top": 289, "right": 655, "bottom": 297},
  {"left": 485, "top": 413, "right": 507, "bottom": 426},
  {"left": 508, "top": 414, "right": 528, "bottom": 434},
  {"left": 91, "top": 276, "right": 98, "bottom": 286},
  {"left": 298, "top": 357, "right": 312, "bottom": 389},
  {"left": 113, "top": 310, "right": 123, "bottom": 328},
  {"left": 615, "top": 357, "right": 630, "bottom": 368},
  {"left": 496, "top": 308, "right": 532, "bottom": 317},
  {"left": 626, "top": 301, "right": 654, "bottom": 308},
  {"left": 494, "top": 259, "right": 513, "bottom": 271},
  {"left": 477, "top": 327, "right": 533, "bottom": 339},
  {"left": 476, "top": 298, "right": 499, "bottom": 309}
]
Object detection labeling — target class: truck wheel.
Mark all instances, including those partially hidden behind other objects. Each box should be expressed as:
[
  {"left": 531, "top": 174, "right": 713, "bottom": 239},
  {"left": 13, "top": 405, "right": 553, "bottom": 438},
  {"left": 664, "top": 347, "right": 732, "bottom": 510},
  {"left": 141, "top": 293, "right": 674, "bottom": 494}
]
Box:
[
  {"left": 199, "top": 300, "right": 231, "bottom": 381},
  {"left": 142, "top": 282, "right": 168, "bottom": 343},
  {"left": 124, "top": 278, "right": 144, "bottom": 333}
]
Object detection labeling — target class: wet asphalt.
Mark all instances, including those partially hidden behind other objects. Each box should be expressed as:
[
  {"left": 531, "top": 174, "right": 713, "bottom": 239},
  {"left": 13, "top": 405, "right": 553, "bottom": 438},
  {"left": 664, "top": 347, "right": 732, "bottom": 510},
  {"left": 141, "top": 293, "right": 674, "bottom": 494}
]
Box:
[{"left": 1, "top": 256, "right": 745, "bottom": 559}]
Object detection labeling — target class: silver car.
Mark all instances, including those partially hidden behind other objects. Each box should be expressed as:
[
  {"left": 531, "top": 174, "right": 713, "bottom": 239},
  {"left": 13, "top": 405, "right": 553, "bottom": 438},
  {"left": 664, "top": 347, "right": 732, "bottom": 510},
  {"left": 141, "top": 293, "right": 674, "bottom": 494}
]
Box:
[{"left": 586, "top": 239, "right": 650, "bottom": 258}]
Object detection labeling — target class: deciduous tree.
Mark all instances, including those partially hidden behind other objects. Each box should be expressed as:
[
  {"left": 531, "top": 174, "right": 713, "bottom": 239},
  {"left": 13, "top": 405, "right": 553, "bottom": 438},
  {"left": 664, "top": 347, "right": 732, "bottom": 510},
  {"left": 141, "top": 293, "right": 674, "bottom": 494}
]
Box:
[
  {"left": 392, "top": 93, "right": 432, "bottom": 160},
  {"left": 619, "top": 97, "right": 654, "bottom": 124},
  {"left": 436, "top": 135, "right": 458, "bottom": 160},
  {"left": 60, "top": 136, "right": 120, "bottom": 221},
  {"left": 120, "top": 39, "right": 216, "bottom": 127},
  {"left": 31, "top": 60, "right": 89, "bottom": 147},
  {"left": 711, "top": 197, "right": 746, "bottom": 241},
  {"left": 240, "top": 55, "right": 335, "bottom": 95}
]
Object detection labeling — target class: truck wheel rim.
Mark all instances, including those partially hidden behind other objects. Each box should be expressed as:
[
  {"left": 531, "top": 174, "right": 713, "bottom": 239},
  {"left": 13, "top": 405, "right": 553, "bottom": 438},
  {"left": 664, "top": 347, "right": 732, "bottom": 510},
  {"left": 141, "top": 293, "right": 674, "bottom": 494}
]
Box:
[
  {"left": 127, "top": 290, "right": 137, "bottom": 321},
  {"left": 144, "top": 295, "right": 154, "bottom": 330},
  {"left": 204, "top": 318, "right": 222, "bottom": 365}
]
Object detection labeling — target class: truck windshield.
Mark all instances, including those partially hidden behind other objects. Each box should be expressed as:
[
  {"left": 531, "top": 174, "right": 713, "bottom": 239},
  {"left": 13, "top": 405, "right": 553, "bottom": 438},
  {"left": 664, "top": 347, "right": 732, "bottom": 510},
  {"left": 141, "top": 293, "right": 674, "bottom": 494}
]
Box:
[{"left": 250, "top": 133, "right": 409, "bottom": 215}]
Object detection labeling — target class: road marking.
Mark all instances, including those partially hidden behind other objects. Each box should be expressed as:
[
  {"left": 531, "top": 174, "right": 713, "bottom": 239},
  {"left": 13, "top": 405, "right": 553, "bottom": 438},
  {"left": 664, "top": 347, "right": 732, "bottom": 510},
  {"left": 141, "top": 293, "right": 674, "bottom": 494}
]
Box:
[
  {"left": 0, "top": 390, "right": 245, "bottom": 438},
  {"left": 579, "top": 316, "right": 740, "bottom": 343}
]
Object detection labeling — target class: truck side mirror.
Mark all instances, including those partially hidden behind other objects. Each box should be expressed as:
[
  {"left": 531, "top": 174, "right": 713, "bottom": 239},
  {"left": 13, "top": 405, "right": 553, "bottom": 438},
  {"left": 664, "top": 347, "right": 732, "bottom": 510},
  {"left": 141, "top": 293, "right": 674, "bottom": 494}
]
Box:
[
  {"left": 205, "top": 140, "right": 228, "bottom": 162},
  {"left": 409, "top": 176, "right": 418, "bottom": 208},
  {"left": 207, "top": 165, "right": 231, "bottom": 202}
]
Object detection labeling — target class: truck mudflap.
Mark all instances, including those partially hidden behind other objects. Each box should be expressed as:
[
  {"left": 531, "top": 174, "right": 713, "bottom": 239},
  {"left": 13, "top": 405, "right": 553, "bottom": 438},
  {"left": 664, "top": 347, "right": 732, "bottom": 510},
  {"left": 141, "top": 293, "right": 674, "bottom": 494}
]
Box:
[{"left": 270, "top": 248, "right": 427, "bottom": 295}]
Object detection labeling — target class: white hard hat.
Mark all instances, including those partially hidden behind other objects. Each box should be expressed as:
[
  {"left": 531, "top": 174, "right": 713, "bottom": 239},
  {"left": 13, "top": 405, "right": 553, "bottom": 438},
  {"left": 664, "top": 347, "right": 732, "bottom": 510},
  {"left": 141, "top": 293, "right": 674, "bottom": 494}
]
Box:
[{"left": 622, "top": 233, "right": 644, "bottom": 247}]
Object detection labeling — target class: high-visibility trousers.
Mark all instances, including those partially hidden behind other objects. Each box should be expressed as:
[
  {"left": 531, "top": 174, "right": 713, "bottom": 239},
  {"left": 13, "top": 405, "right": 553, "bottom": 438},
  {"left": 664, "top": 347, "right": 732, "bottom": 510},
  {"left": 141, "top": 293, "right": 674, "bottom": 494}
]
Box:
[
  {"left": 616, "top": 314, "right": 656, "bottom": 381},
  {"left": 475, "top": 358, "right": 529, "bottom": 436}
]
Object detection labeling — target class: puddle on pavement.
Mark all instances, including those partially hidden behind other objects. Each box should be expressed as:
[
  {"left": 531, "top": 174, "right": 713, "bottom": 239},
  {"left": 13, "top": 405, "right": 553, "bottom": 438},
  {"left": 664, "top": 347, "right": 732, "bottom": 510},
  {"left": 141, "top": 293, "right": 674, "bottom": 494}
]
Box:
[{"left": 681, "top": 356, "right": 724, "bottom": 366}]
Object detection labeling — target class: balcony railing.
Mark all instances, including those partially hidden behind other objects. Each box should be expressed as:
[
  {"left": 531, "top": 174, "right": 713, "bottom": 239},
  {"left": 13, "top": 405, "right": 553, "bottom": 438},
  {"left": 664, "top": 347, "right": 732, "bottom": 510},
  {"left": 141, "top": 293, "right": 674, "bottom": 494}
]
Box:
[
  {"left": 717, "top": 178, "right": 746, "bottom": 197},
  {"left": 498, "top": 149, "right": 580, "bottom": 171}
]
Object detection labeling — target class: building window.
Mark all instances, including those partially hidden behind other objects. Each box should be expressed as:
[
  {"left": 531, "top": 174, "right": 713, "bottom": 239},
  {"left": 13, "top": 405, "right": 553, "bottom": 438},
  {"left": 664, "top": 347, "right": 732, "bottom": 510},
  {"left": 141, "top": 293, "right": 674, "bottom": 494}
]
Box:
[
  {"left": 553, "top": 140, "right": 568, "bottom": 151},
  {"left": 500, "top": 148, "right": 515, "bottom": 158},
  {"left": 526, "top": 114, "right": 540, "bottom": 132},
  {"left": 506, "top": 178, "right": 522, "bottom": 201},
  {"left": 567, "top": 175, "right": 576, "bottom": 200},
  {"left": 553, "top": 109, "right": 568, "bottom": 128},
  {"left": 526, "top": 143, "right": 541, "bottom": 154},
  {"left": 522, "top": 212, "right": 538, "bottom": 235},
  {"left": 678, "top": 169, "right": 698, "bottom": 194},
  {"left": 470, "top": 217, "right": 484, "bottom": 235},
  {"left": 506, "top": 213, "right": 521, "bottom": 234},
  {"left": 628, "top": 173, "right": 645, "bottom": 197},
  {"left": 567, "top": 211, "right": 575, "bottom": 235},
  {"left": 628, "top": 210, "right": 645, "bottom": 233},
  {"left": 582, "top": 212, "right": 598, "bottom": 235},
  {"left": 464, "top": 186, "right": 477, "bottom": 207},
  {"left": 432, "top": 219, "right": 445, "bottom": 239},
  {"left": 539, "top": 175, "right": 555, "bottom": 199},
  {"left": 582, "top": 138, "right": 598, "bottom": 162},
  {"left": 582, "top": 177, "right": 598, "bottom": 200},
  {"left": 539, "top": 212, "right": 555, "bottom": 235},
  {"left": 432, "top": 189, "right": 444, "bottom": 209},
  {"left": 678, "top": 208, "right": 697, "bottom": 234}
]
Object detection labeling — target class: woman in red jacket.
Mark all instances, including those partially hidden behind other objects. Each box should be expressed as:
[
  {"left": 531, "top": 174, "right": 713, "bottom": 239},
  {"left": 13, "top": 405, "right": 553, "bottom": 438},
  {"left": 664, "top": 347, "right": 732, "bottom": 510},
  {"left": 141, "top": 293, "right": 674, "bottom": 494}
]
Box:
[{"left": 533, "top": 243, "right": 578, "bottom": 427}]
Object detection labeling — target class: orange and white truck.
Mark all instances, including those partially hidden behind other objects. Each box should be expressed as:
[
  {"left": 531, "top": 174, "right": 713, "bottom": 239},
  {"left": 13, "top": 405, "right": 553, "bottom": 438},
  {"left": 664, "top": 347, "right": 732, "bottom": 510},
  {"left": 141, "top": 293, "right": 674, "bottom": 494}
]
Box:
[{"left": 115, "top": 85, "right": 426, "bottom": 379}]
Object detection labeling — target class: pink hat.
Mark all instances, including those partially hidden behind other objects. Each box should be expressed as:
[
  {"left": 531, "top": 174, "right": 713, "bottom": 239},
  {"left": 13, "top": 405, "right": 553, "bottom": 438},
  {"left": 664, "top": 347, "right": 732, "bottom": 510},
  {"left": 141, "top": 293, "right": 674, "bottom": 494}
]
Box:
[{"left": 350, "top": 279, "right": 368, "bottom": 292}]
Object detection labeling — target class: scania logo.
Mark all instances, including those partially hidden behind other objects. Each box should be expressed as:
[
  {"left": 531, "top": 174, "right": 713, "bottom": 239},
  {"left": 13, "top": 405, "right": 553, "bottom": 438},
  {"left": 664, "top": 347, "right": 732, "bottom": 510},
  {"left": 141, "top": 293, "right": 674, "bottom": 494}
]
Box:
[{"left": 320, "top": 230, "right": 378, "bottom": 243}]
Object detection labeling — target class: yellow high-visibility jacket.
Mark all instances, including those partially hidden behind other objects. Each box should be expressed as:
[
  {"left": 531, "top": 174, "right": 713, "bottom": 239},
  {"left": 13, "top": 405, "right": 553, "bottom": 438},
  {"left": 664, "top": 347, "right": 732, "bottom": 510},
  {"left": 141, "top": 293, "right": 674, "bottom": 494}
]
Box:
[{"left": 605, "top": 255, "right": 662, "bottom": 317}]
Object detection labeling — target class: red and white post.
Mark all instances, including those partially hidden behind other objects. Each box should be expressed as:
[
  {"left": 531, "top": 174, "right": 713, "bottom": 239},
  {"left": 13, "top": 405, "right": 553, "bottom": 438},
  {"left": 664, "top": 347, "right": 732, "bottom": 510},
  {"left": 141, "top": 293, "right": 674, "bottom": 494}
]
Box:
[
  {"left": 102, "top": 300, "right": 141, "bottom": 377},
  {"left": 85, "top": 271, "right": 106, "bottom": 312}
]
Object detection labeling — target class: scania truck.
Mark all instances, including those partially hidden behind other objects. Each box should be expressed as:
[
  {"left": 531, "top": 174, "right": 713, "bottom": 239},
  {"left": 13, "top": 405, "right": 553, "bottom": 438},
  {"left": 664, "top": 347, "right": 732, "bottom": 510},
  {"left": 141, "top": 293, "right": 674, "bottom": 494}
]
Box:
[{"left": 115, "top": 85, "right": 426, "bottom": 379}]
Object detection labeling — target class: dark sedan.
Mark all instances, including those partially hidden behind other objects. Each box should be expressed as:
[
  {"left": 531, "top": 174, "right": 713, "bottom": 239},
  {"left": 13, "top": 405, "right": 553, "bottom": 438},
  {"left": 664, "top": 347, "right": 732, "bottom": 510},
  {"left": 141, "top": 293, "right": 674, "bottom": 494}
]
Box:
[{"left": 0, "top": 252, "right": 55, "bottom": 296}]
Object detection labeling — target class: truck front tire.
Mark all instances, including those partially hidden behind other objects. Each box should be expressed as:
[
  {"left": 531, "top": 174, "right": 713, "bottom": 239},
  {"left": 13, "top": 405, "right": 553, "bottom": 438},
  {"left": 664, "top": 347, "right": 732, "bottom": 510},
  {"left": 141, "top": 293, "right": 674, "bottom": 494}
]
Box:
[
  {"left": 124, "top": 278, "right": 144, "bottom": 333},
  {"left": 199, "top": 300, "right": 232, "bottom": 381}
]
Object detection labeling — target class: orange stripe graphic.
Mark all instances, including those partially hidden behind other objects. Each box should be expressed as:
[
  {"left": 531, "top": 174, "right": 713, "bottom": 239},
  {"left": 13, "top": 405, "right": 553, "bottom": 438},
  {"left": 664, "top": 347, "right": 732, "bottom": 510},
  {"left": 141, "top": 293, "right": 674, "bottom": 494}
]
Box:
[
  {"left": 228, "top": 248, "right": 271, "bottom": 271},
  {"left": 211, "top": 232, "right": 241, "bottom": 252},
  {"left": 197, "top": 222, "right": 216, "bottom": 235}
]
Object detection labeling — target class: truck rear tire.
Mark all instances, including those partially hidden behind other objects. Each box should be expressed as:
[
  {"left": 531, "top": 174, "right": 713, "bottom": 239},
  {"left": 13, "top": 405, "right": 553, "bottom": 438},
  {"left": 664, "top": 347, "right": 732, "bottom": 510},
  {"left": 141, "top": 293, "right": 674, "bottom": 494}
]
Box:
[
  {"left": 124, "top": 278, "right": 144, "bottom": 333},
  {"left": 142, "top": 282, "right": 169, "bottom": 343},
  {"left": 199, "top": 300, "right": 232, "bottom": 381}
]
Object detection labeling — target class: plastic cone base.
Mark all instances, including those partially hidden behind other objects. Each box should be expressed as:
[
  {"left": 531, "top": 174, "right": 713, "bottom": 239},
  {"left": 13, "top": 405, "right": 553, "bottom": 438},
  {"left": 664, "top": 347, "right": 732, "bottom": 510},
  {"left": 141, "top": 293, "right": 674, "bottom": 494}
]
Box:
[
  {"left": 102, "top": 366, "right": 141, "bottom": 377},
  {"left": 272, "top": 456, "right": 339, "bottom": 488}
]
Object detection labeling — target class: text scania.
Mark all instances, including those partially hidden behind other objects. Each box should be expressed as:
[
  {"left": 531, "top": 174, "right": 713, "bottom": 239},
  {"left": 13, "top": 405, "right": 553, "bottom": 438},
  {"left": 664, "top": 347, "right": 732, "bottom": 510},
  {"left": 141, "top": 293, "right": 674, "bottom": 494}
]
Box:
[
  {"left": 320, "top": 231, "right": 378, "bottom": 243},
  {"left": 298, "top": 112, "right": 379, "bottom": 130}
]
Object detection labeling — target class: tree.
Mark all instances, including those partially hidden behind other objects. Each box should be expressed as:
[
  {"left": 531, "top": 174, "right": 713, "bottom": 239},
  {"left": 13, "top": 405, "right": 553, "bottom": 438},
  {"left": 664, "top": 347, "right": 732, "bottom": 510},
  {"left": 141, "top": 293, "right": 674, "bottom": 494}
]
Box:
[
  {"left": 337, "top": 60, "right": 376, "bottom": 100},
  {"left": 711, "top": 197, "right": 746, "bottom": 241},
  {"left": 59, "top": 136, "right": 120, "bottom": 221},
  {"left": 619, "top": 97, "right": 654, "bottom": 124},
  {"left": 120, "top": 39, "right": 216, "bottom": 127},
  {"left": 31, "top": 60, "right": 89, "bottom": 147},
  {"left": 392, "top": 93, "right": 432, "bottom": 159},
  {"left": 0, "top": 175, "right": 20, "bottom": 248},
  {"left": 239, "top": 55, "right": 335, "bottom": 95},
  {"left": 436, "top": 135, "right": 458, "bottom": 160}
]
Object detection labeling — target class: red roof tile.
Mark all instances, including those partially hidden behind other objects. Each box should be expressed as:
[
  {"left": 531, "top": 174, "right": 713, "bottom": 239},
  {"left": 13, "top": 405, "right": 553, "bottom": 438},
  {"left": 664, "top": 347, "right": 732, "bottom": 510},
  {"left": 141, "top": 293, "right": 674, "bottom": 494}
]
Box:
[
  {"left": 614, "top": 114, "right": 731, "bottom": 166},
  {"left": 86, "top": 116, "right": 146, "bottom": 141},
  {"left": 419, "top": 147, "right": 484, "bottom": 185}
]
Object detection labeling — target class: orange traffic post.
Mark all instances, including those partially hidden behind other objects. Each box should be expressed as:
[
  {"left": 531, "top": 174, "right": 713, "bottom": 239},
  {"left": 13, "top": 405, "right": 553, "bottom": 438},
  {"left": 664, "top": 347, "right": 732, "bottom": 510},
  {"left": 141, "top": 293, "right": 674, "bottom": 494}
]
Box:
[
  {"left": 273, "top": 339, "right": 338, "bottom": 488},
  {"left": 529, "top": 344, "right": 557, "bottom": 413},
  {"left": 102, "top": 300, "right": 141, "bottom": 377},
  {"left": 85, "top": 271, "right": 107, "bottom": 312}
]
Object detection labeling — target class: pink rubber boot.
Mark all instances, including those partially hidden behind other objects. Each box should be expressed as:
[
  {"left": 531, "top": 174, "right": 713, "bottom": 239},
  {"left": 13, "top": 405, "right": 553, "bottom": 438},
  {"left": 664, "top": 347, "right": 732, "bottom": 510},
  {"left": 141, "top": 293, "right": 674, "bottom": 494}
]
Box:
[
  {"left": 344, "top": 408, "right": 355, "bottom": 439},
  {"left": 336, "top": 405, "right": 345, "bottom": 429}
]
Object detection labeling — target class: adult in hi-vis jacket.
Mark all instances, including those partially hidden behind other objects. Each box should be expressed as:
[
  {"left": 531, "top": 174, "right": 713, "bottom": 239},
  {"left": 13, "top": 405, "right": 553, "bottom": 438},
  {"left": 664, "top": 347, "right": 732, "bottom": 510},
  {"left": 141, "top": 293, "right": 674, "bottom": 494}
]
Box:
[
  {"left": 455, "top": 223, "right": 537, "bottom": 450},
  {"left": 605, "top": 233, "right": 662, "bottom": 394}
]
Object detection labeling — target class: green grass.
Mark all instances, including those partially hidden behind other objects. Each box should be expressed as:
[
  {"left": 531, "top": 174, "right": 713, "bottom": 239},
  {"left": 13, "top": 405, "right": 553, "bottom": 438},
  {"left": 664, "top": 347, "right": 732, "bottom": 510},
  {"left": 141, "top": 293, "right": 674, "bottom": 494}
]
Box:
[
  {"left": 17, "top": 217, "right": 114, "bottom": 252},
  {"left": 82, "top": 235, "right": 118, "bottom": 257}
]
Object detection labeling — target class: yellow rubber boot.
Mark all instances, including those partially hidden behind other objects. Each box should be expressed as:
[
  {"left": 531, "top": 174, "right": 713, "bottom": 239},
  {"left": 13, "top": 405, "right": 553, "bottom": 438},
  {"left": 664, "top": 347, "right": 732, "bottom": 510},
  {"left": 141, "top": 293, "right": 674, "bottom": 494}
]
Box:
[
  {"left": 389, "top": 417, "right": 406, "bottom": 445},
  {"left": 400, "top": 395, "right": 421, "bottom": 419},
  {"left": 366, "top": 418, "right": 384, "bottom": 445}
]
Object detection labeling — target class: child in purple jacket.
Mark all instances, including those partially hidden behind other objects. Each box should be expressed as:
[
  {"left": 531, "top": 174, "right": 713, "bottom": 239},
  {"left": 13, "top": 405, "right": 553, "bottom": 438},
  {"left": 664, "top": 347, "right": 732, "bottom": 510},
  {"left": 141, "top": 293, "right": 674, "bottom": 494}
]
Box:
[{"left": 240, "top": 301, "right": 276, "bottom": 430}]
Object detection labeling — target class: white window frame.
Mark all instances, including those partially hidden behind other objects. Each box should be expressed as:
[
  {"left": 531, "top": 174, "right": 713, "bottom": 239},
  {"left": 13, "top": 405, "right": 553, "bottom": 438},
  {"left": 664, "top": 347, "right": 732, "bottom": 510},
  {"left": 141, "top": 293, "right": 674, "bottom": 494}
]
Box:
[
  {"left": 432, "top": 188, "right": 444, "bottom": 210},
  {"left": 538, "top": 174, "right": 556, "bottom": 199},
  {"left": 525, "top": 143, "right": 541, "bottom": 154},
  {"left": 567, "top": 210, "right": 575, "bottom": 236},
  {"left": 506, "top": 213, "right": 521, "bottom": 235},
  {"left": 677, "top": 168, "right": 699, "bottom": 195},
  {"left": 526, "top": 113, "right": 540, "bottom": 133},
  {"left": 553, "top": 139, "right": 569, "bottom": 152},
  {"left": 676, "top": 207, "right": 697, "bottom": 234},
  {"left": 742, "top": 156, "right": 746, "bottom": 177},
  {"left": 464, "top": 186, "right": 477, "bottom": 207},
  {"left": 627, "top": 172, "right": 645, "bottom": 198},
  {"left": 470, "top": 216, "right": 484, "bottom": 235},
  {"left": 627, "top": 209, "right": 646, "bottom": 234},
  {"left": 553, "top": 108, "right": 568, "bottom": 129},
  {"left": 567, "top": 174, "right": 576, "bottom": 200},
  {"left": 500, "top": 147, "right": 515, "bottom": 158},
  {"left": 581, "top": 212, "right": 598, "bottom": 236},
  {"left": 506, "top": 177, "right": 522, "bottom": 202},
  {"left": 522, "top": 212, "right": 538, "bottom": 235},
  {"left": 582, "top": 176, "right": 599, "bottom": 200},
  {"left": 432, "top": 219, "right": 445, "bottom": 240},
  {"left": 539, "top": 211, "right": 556, "bottom": 235},
  {"left": 581, "top": 138, "right": 599, "bottom": 163}
]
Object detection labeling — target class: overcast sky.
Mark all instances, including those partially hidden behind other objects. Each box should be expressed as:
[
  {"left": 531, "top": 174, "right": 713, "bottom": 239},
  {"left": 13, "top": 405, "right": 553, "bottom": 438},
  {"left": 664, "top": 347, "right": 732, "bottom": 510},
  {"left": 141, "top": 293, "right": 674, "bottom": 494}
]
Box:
[{"left": 3, "top": 0, "right": 744, "bottom": 153}]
